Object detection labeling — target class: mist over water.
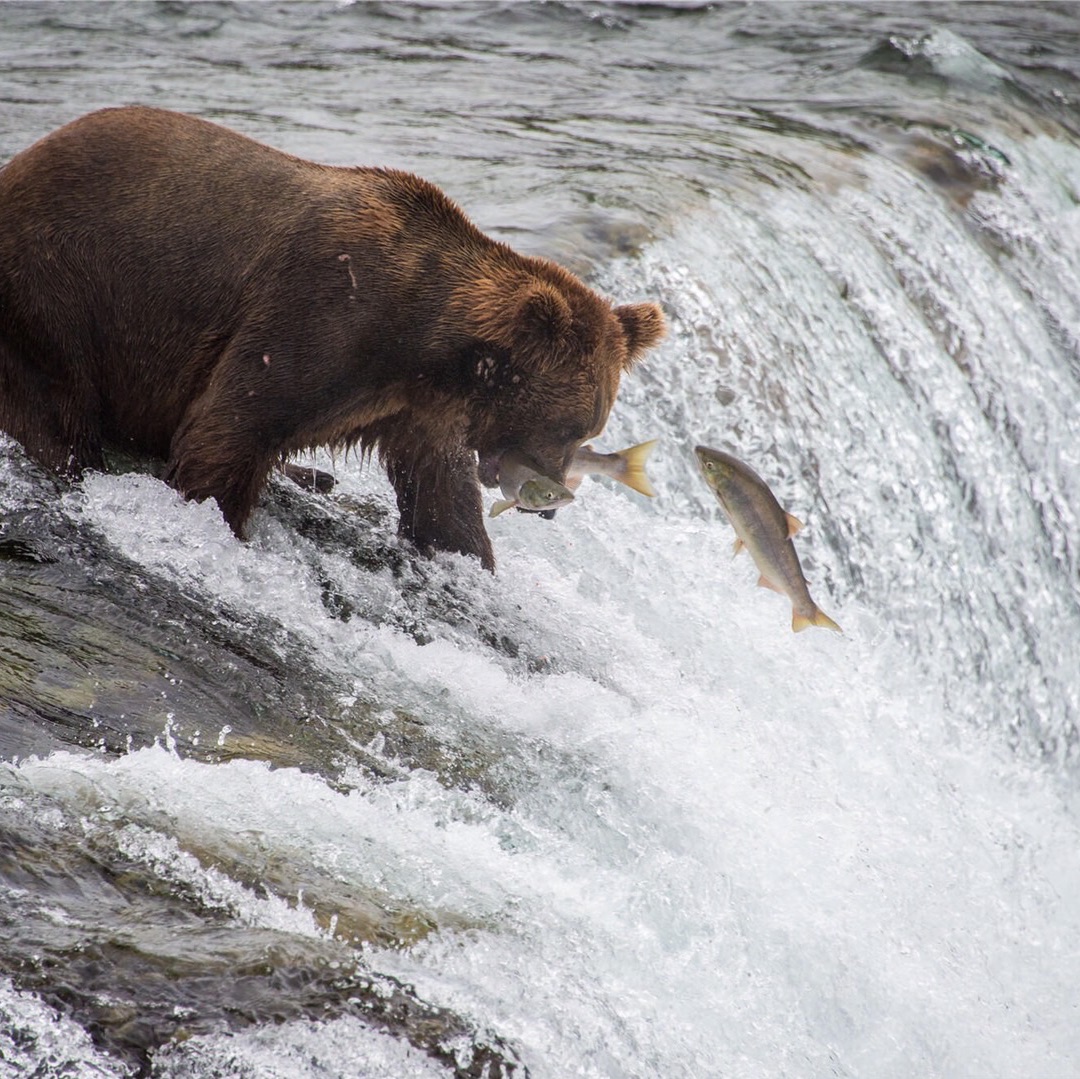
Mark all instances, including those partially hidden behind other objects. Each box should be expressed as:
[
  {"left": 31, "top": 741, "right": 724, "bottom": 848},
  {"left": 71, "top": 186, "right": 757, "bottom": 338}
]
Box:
[{"left": 2, "top": 4, "right": 1080, "bottom": 1077}]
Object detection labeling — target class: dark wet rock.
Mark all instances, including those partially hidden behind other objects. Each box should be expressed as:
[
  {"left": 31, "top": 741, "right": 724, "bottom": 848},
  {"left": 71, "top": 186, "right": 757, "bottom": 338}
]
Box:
[
  {"left": 0, "top": 498, "right": 533, "bottom": 808},
  {"left": 0, "top": 442, "right": 561, "bottom": 1074},
  {"left": 0, "top": 781, "right": 527, "bottom": 1078},
  {"left": 280, "top": 461, "right": 338, "bottom": 494},
  {"left": 0, "top": 534, "right": 334, "bottom": 768},
  {"left": 263, "top": 472, "right": 558, "bottom": 677}
]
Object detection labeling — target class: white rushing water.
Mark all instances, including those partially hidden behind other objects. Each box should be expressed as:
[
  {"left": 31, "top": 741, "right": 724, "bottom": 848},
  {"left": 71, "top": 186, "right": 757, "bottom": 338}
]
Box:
[
  {"left": 3, "top": 7, "right": 1080, "bottom": 1078},
  {"left": 7, "top": 108, "right": 1080, "bottom": 1079}
]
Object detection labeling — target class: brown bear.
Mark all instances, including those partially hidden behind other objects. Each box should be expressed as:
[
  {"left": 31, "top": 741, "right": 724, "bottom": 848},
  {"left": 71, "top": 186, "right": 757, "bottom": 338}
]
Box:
[{"left": 0, "top": 106, "right": 664, "bottom": 570}]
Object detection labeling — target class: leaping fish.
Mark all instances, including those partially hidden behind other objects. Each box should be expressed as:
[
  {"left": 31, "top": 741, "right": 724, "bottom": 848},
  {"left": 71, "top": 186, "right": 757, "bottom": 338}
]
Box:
[{"left": 695, "top": 445, "right": 841, "bottom": 633}]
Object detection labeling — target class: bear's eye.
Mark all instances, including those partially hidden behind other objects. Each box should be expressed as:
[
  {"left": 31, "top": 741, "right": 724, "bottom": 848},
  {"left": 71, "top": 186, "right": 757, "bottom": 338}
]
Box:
[
  {"left": 462, "top": 342, "right": 513, "bottom": 394},
  {"left": 474, "top": 355, "right": 498, "bottom": 387}
]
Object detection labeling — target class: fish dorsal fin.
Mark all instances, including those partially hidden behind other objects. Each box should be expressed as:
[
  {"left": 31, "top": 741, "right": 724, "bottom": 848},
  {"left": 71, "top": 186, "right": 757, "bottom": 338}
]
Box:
[
  {"left": 732, "top": 537, "right": 745, "bottom": 557},
  {"left": 786, "top": 513, "right": 804, "bottom": 538},
  {"left": 757, "top": 574, "right": 785, "bottom": 594}
]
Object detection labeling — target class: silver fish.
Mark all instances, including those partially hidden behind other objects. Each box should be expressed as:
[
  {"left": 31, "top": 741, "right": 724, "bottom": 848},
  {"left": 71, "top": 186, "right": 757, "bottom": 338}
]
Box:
[
  {"left": 566, "top": 439, "right": 658, "bottom": 497},
  {"left": 695, "top": 445, "right": 841, "bottom": 633},
  {"left": 489, "top": 450, "right": 576, "bottom": 518}
]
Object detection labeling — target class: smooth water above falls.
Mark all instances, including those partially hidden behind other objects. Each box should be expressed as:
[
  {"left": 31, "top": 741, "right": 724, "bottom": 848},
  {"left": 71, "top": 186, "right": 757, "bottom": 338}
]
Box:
[{"left": 1, "top": 4, "right": 1080, "bottom": 1077}]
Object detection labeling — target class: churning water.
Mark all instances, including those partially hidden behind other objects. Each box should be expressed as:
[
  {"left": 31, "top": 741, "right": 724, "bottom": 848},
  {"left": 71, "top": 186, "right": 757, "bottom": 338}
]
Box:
[{"left": 1, "top": 3, "right": 1080, "bottom": 1077}]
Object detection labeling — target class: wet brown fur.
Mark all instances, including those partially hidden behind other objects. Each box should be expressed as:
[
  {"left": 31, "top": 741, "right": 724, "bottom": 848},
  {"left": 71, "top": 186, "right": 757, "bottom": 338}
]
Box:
[{"left": 0, "top": 107, "right": 665, "bottom": 569}]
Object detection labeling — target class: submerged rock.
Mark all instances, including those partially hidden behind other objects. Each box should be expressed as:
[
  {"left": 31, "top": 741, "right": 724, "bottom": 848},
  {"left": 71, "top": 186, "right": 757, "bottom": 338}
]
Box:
[
  {"left": 0, "top": 756, "right": 527, "bottom": 1077},
  {"left": 0, "top": 445, "right": 540, "bottom": 1076}
]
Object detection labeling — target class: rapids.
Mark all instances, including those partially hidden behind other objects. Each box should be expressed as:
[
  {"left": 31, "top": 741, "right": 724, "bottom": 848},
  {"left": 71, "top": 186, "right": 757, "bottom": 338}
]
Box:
[{"left": 2, "top": 4, "right": 1079, "bottom": 1077}]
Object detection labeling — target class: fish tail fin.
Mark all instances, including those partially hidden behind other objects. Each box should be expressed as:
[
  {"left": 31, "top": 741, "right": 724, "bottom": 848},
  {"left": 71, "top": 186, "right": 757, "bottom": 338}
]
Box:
[
  {"left": 615, "top": 439, "right": 658, "bottom": 497},
  {"left": 793, "top": 607, "right": 843, "bottom": 633},
  {"left": 489, "top": 499, "right": 516, "bottom": 518}
]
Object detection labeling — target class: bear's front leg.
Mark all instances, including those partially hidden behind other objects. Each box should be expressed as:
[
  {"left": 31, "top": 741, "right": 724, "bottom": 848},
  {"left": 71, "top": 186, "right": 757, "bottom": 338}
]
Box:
[
  {"left": 386, "top": 442, "right": 495, "bottom": 572},
  {"left": 166, "top": 381, "right": 279, "bottom": 539}
]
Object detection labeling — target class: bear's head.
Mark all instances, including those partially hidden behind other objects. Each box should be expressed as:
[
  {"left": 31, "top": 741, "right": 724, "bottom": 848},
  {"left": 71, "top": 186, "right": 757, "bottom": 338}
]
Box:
[{"left": 450, "top": 261, "right": 666, "bottom": 487}]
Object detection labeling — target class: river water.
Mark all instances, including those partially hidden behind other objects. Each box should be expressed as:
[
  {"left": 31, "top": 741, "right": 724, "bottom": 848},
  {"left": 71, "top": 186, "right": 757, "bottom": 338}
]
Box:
[{"left": 1, "top": 3, "right": 1079, "bottom": 1077}]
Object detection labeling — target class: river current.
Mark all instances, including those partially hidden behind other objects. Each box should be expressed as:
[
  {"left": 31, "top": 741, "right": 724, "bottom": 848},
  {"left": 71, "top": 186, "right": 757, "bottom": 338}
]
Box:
[{"left": 1, "top": 3, "right": 1079, "bottom": 1077}]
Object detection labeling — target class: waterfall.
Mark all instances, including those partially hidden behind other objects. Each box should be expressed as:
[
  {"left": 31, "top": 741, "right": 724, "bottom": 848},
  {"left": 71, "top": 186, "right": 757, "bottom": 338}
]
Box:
[{"left": 2, "top": 6, "right": 1079, "bottom": 1077}]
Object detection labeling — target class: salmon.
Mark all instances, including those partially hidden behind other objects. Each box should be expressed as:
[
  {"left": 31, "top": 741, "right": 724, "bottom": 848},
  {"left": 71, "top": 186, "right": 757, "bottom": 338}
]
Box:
[{"left": 695, "top": 446, "right": 840, "bottom": 633}]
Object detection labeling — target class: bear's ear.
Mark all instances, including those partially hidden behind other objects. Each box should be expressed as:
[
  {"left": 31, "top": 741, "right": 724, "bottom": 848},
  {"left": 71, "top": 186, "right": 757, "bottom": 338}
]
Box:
[
  {"left": 615, "top": 302, "right": 666, "bottom": 368},
  {"left": 513, "top": 282, "right": 574, "bottom": 346}
]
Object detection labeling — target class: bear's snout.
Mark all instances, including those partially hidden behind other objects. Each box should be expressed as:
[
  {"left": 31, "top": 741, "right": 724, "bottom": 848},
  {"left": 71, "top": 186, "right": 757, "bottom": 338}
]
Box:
[{"left": 477, "top": 452, "right": 501, "bottom": 488}]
